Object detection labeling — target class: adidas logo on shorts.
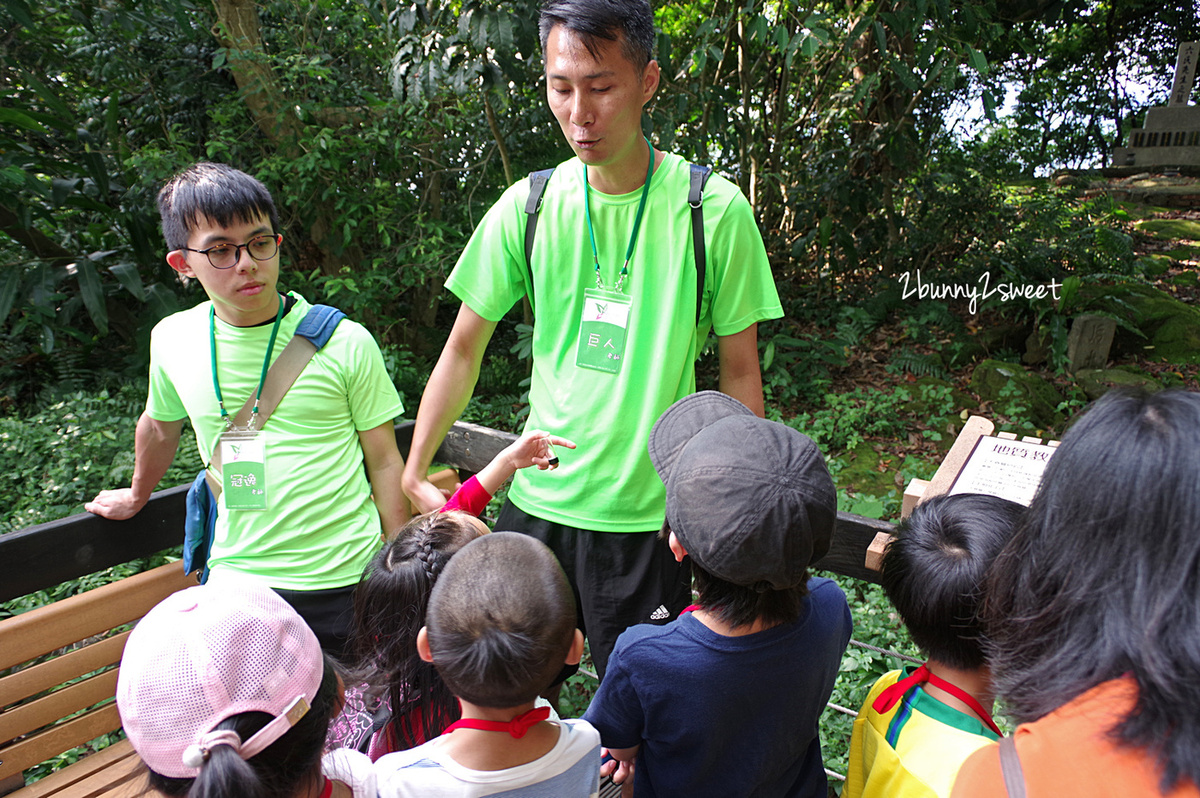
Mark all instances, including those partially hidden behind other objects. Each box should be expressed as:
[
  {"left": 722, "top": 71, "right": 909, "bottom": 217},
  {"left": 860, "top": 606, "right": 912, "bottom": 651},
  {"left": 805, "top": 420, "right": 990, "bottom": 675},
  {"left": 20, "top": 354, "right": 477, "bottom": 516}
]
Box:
[{"left": 649, "top": 605, "right": 670, "bottom": 620}]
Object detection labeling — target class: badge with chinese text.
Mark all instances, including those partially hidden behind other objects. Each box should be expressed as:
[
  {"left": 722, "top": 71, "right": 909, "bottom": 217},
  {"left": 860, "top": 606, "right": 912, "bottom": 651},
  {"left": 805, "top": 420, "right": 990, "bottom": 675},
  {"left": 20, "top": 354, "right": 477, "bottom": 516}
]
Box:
[
  {"left": 220, "top": 429, "right": 267, "bottom": 511},
  {"left": 576, "top": 289, "right": 632, "bottom": 374}
]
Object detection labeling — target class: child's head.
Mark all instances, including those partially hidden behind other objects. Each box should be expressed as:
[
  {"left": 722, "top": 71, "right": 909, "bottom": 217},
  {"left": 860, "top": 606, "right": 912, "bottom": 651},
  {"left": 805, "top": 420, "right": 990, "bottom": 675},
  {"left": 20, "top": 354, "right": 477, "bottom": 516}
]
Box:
[
  {"left": 116, "top": 577, "right": 337, "bottom": 798},
  {"left": 421, "top": 532, "right": 581, "bottom": 709},
  {"left": 349, "top": 510, "right": 487, "bottom": 745},
  {"left": 648, "top": 391, "right": 836, "bottom": 628},
  {"left": 883, "top": 493, "right": 1024, "bottom": 670},
  {"left": 157, "top": 162, "right": 279, "bottom": 253}
]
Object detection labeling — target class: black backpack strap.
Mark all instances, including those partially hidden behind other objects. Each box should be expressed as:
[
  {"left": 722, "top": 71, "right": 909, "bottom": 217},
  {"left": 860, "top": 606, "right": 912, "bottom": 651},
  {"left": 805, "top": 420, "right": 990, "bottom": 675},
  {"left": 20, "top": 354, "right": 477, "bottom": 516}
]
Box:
[
  {"left": 689, "top": 163, "right": 713, "bottom": 326},
  {"left": 526, "top": 163, "right": 710, "bottom": 325},
  {"left": 524, "top": 168, "right": 556, "bottom": 311}
]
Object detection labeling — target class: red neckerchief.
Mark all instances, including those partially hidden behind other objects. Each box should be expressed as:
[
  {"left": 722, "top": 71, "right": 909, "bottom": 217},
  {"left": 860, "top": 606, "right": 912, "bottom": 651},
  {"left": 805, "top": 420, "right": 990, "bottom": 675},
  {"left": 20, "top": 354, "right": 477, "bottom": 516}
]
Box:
[
  {"left": 317, "top": 777, "right": 333, "bottom": 798},
  {"left": 442, "top": 706, "right": 551, "bottom": 739},
  {"left": 872, "top": 663, "right": 1002, "bottom": 736},
  {"left": 681, "top": 604, "right": 701, "bottom": 614}
]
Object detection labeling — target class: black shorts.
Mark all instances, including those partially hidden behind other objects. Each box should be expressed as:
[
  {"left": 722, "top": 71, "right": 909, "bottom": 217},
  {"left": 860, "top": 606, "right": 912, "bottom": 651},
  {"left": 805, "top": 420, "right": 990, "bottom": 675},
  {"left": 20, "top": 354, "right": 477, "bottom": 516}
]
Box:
[
  {"left": 273, "top": 583, "right": 356, "bottom": 662},
  {"left": 495, "top": 499, "right": 691, "bottom": 682}
]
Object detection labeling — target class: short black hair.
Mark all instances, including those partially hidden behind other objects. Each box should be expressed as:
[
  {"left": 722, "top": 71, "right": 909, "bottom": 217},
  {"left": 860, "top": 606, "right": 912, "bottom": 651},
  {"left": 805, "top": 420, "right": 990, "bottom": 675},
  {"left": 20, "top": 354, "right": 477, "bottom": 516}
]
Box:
[
  {"left": 539, "top": 0, "right": 655, "bottom": 70},
  {"left": 157, "top": 162, "right": 279, "bottom": 251},
  {"left": 692, "top": 560, "right": 809, "bottom": 629},
  {"left": 882, "top": 493, "right": 1024, "bottom": 670},
  {"left": 426, "top": 532, "right": 577, "bottom": 708}
]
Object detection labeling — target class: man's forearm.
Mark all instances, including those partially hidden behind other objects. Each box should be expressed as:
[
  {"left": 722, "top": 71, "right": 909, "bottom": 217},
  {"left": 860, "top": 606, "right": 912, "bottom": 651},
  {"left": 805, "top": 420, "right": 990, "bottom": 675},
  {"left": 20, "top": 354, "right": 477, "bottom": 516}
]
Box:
[
  {"left": 131, "top": 412, "right": 184, "bottom": 502},
  {"left": 718, "top": 323, "right": 766, "bottom": 417},
  {"left": 359, "top": 422, "right": 410, "bottom": 537},
  {"left": 402, "top": 304, "right": 497, "bottom": 512}
]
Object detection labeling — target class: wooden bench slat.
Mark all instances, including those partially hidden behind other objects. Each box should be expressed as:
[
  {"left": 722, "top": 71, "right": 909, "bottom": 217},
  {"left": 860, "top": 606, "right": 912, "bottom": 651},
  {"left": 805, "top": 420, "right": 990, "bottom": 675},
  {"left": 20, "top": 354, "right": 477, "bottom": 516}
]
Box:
[
  {"left": 0, "top": 670, "right": 120, "bottom": 746},
  {"left": 0, "top": 634, "right": 129, "bottom": 713},
  {"left": 0, "top": 564, "right": 195, "bottom": 671},
  {"left": 0, "top": 704, "right": 120, "bottom": 782},
  {"left": 5, "top": 739, "right": 150, "bottom": 798}
]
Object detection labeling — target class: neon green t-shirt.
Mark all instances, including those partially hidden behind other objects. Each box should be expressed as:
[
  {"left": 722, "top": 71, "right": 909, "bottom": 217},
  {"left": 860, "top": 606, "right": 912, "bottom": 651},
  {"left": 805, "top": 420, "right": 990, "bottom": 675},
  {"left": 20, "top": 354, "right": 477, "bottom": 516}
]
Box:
[
  {"left": 844, "top": 668, "right": 1001, "bottom": 798},
  {"left": 447, "top": 153, "right": 783, "bottom": 532},
  {"left": 146, "top": 293, "right": 403, "bottom": 589}
]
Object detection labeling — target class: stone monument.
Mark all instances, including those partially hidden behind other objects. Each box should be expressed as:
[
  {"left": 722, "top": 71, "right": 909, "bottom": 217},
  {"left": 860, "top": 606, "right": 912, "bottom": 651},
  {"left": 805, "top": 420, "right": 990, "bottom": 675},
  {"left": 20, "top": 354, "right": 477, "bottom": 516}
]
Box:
[{"left": 1111, "top": 41, "right": 1199, "bottom": 168}]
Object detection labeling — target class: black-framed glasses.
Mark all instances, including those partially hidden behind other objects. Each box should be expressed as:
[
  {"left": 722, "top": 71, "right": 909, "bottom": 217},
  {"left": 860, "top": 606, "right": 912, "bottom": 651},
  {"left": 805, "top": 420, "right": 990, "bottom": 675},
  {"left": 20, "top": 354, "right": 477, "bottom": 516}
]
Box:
[{"left": 181, "top": 234, "right": 281, "bottom": 269}]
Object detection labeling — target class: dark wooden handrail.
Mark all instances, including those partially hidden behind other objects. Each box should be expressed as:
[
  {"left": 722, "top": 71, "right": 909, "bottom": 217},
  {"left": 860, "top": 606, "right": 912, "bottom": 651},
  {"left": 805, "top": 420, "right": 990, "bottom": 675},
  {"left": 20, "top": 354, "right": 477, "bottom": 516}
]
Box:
[{"left": 0, "top": 420, "right": 888, "bottom": 603}]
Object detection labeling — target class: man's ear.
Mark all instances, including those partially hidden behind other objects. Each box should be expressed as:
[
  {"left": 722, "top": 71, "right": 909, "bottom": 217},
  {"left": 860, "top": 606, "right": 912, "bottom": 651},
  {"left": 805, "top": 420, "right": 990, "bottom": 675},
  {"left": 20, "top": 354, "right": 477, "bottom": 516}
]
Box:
[
  {"left": 416, "top": 627, "right": 434, "bottom": 663},
  {"left": 166, "top": 250, "right": 194, "bottom": 279},
  {"left": 668, "top": 531, "right": 688, "bottom": 564},
  {"left": 565, "top": 629, "right": 585, "bottom": 666},
  {"left": 641, "top": 59, "right": 661, "bottom": 105}
]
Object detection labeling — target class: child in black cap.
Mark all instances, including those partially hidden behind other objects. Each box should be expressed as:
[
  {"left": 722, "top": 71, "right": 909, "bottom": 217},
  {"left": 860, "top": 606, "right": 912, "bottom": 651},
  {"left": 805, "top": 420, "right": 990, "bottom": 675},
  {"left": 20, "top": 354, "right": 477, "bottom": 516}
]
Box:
[{"left": 583, "top": 391, "right": 852, "bottom": 797}]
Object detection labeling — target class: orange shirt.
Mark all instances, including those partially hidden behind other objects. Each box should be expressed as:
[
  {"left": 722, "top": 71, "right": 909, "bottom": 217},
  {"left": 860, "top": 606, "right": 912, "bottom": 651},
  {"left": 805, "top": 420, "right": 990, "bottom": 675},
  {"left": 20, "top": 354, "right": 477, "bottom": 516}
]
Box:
[{"left": 952, "top": 678, "right": 1200, "bottom": 798}]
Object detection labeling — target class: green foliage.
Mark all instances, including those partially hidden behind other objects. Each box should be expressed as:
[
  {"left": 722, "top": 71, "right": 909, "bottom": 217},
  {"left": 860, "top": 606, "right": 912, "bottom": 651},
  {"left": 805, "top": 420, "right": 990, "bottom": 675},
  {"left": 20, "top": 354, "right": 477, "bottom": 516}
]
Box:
[
  {"left": 761, "top": 332, "right": 847, "bottom": 408},
  {"left": 971, "top": 0, "right": 1200, "bottom": 173},
  {"left": 787, "top": 388, "right": 915, "bottom": 454},
  {"left": 887, "top": 349, "right": 950, "bottom": 380},
  {"left": 0, "top": 382, "right": 200, "bottom": 533}
]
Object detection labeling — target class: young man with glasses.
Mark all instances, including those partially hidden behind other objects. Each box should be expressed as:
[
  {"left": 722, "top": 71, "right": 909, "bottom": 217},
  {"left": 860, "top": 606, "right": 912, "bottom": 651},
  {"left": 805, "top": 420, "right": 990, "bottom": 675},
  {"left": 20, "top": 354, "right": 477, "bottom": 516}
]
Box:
[
  {"left": 87, "top": 162, "right": 408, "bottom": 656},
  {"left": 402, "top": 0, "right": 783, "bottom": 684}
]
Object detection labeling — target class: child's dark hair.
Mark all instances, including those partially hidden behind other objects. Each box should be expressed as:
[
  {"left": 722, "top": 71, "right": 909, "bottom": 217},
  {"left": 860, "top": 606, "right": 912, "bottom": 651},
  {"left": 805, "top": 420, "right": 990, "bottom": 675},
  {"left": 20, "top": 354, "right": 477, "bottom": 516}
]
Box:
[
  {"left": 426, "top": 532, "right": 576, "bottom": 708},
  {"left": 157, "top": 162, "right": 279, "bottom": 251},
  {"left": 348, "top": 511, "right": 484, "bottom": 748},
  {"left": 882, "top": 493, "right": 1024, "bottom": 670},
  {"left": 692, "top": 560, "right": 808, "bottom": 629},
  {"left": 983, "top": 389, "right": 1200, "bottom": 791},
  {"left": 539, "top": 0, "right": 655, "bottom": 70},
  {"left": 146, "top": 658, "right": 338, "bottom": 798}
]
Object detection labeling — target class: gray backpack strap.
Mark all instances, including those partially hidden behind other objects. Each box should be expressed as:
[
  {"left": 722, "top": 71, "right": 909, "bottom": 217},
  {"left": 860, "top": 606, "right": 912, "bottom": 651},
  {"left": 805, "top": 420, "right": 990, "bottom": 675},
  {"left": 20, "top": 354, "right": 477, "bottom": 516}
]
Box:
[
  {"left": 998, "top": 735, "right": 1027, "bottom": 798},
  {"left": 523, "top": 168, "right": 556, "bottom": 311},
  {"left": 688, "top": 163, "right": 713, "bottom": 326}
]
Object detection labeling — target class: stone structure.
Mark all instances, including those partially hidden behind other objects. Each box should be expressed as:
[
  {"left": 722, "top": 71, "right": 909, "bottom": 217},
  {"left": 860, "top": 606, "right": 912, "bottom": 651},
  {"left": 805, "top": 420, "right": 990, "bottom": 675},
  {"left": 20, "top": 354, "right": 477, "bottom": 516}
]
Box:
[{"left": 1112, "top": 42, "right": 1200, "bottom": 168}]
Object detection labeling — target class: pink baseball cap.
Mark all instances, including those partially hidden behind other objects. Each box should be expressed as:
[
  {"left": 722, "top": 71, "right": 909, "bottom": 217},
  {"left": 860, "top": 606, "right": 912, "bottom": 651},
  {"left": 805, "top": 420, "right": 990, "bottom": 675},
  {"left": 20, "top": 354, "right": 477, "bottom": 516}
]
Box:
[{"left": 115, "top": 576, "right": 324, "bottom": 779}]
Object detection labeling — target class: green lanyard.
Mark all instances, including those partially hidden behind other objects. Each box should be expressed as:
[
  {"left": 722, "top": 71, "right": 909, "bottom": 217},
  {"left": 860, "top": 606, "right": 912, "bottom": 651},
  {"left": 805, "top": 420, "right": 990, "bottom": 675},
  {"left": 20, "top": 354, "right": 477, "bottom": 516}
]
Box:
[
  {"left": 209, "top": 294, "right": 284, "bottom": 431},
  {"left": 584, "top": 136, "right": 655, "bottom": 294}
]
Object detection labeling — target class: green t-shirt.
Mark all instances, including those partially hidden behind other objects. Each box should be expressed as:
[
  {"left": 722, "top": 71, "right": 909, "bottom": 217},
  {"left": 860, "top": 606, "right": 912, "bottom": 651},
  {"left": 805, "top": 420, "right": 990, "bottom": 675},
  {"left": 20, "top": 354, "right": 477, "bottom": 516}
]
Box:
[
  {"left": 447, "top": 153, "right": 783, "bottom": 532},
  {"left": 146, "top": 293, "right": 403, "bottom": 589}
]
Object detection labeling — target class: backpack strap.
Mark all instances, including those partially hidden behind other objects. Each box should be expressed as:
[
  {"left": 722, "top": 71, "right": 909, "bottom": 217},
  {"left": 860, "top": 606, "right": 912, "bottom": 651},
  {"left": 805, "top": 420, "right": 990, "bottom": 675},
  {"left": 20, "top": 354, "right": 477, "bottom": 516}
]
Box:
[
  {"left": 688, "top": 163, "right": 713, "bottom": 326},
  {"left": 524, "top": 163, "right": 712, "bottom": 325},
  {"left": 523, "top": 168, "right": 556, "bottom": 310},
  {"left": 294, "top": 303, "right": 346, "bottom": 348},
  {"left": 998, "top": 735, "right": 1026, "bottom": 798}
]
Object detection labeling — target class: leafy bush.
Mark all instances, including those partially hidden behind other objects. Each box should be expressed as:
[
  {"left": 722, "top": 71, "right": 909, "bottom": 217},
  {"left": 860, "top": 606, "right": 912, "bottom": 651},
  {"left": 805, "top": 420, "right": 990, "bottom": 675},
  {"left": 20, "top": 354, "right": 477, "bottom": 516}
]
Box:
[{"left": 0, "top": 382, "right": 200, "bottom": 534}]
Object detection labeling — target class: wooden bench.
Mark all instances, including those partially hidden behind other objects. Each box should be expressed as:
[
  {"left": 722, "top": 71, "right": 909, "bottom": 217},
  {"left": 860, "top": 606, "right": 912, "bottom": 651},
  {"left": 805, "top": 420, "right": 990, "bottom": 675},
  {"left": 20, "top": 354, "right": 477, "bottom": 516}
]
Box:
[
  {"left": 0, "top": 562, "right": 197, "bottom": 797},
  {"left": 0, "top": 420, "right": 894, "bottom": 795}
]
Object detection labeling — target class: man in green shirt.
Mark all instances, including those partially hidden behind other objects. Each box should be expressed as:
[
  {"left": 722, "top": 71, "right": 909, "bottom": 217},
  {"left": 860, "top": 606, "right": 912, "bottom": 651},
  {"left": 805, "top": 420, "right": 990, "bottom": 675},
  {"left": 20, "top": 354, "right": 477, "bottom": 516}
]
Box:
[
  {"left": 87, "top": 163, "right": 408, "bottom": 655},
  {"left": 402, "top": 0, "right": 782, "bottom": 679}
]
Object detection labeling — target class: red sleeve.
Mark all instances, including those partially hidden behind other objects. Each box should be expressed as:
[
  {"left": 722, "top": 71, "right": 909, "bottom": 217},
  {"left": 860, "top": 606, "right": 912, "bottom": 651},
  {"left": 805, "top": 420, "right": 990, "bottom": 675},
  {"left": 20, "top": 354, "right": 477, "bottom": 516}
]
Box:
[{"left": 440, "top": 475, "right": 492, "bottom": 516}]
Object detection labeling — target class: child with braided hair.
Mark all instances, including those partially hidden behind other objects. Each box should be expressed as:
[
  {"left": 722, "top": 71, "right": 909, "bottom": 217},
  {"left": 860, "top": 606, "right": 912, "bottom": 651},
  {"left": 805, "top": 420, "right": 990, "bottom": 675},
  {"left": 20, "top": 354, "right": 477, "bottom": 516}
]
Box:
[{"left": 328, "top": 428, "right": 574, "bottom": 759}]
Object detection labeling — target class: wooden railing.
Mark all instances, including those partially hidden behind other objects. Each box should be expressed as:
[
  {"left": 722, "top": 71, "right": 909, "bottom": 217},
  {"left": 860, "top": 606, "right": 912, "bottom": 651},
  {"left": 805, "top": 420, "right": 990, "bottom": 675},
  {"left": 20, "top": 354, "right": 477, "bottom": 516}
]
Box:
[{"left": 0, "top": 420, "right": 890, "bottom": 604}]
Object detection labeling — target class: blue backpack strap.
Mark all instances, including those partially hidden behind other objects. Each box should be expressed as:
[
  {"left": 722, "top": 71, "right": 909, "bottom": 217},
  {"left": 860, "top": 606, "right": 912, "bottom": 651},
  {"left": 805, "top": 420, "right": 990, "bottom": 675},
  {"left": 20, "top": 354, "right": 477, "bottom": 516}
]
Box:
[
  {"left": 689, "top": 163, "right": 713, "bottom": 326},
  {"left": 294, "top": 304, "right": 346, "bottom": 350},
  {"left": 524, "top": 168, "right": 556, "bottom": 314}
]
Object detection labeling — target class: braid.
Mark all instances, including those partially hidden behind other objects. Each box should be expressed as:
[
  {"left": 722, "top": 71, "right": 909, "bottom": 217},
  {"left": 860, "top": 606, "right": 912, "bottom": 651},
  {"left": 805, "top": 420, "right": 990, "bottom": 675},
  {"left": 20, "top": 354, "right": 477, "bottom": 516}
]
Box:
[{"left": 416, "top": 535, "right": 443, "bottom": 582}]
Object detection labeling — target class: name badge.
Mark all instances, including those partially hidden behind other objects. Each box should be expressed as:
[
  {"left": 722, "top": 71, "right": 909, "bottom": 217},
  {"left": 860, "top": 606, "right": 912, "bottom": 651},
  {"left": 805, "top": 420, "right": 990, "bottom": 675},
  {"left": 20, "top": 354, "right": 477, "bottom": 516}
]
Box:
[
  {"left": 576, "top": 289, "right": 632, "bottom": 374},
  {"left": 220, "top": 429, "right": 268, "bottom": 511}
]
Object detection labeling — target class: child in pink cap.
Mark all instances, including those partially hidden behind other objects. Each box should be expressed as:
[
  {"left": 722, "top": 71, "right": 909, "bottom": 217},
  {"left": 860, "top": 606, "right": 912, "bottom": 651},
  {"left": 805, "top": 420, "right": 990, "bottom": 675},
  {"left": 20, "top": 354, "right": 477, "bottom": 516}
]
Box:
[{"left": 117, "top": 576, "right": 375, "bottom": 798}]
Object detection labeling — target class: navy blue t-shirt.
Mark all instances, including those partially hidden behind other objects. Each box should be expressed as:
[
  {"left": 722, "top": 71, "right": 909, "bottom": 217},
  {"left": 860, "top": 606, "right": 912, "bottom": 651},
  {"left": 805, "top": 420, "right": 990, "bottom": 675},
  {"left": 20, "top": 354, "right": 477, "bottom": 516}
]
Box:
[{"left": 583, "top": 577, "right": 851, "bottom": 797}]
